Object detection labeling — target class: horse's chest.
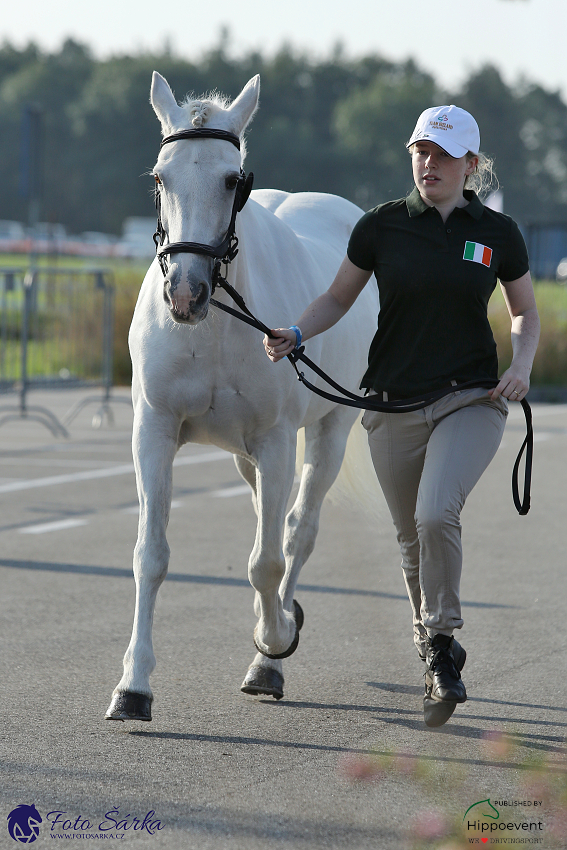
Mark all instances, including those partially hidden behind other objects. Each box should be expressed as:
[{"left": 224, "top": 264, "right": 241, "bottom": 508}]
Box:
[{"left": 178, "top": 387, "right": 269, "bottom": 453}]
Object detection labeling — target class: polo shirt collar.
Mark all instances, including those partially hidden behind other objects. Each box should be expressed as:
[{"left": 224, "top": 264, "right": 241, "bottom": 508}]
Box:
[{"left": 405, "top": 186, "right": 484, "bottom": 220}]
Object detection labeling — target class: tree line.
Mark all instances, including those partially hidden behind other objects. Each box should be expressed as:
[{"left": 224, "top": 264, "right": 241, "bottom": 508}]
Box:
[{"left": 1, "top": 37, "right": 566, "bottom": 235}]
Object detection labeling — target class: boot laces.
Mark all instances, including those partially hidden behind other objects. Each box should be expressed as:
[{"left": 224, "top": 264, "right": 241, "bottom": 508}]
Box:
[{"left": 428, "top": 646, "right": 461, "bottom": 680}]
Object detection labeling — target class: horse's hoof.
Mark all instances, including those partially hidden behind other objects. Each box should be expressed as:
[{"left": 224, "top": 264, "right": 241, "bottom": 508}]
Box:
[
  {"left": 105, "top": 691, "right": 152, "bottom": 721},
  {"left": 423, "top": 685, "right": 457, "bottom": 728},
  {"left": 253, "top": 599, "right": 304, "bottom": 660},
  {"left": 293, "top": 599, "right": 304, "bottom": 631},
  {"left": 241, "top": 666, "right": 284, "bottom": 700}
]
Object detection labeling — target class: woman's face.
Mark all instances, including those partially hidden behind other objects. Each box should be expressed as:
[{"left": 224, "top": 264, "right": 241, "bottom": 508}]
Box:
[{"left": 411, "top": 141, "right": 477, "bottom": 206}]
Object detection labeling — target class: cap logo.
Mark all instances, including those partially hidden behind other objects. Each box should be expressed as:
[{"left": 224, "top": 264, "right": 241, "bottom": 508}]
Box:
[{"left": 428, "top": 119, "right": 454, "bottom": 131}]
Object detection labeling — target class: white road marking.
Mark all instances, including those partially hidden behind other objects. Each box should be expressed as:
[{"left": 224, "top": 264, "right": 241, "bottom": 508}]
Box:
[
  {"left": 122, "top": 500, "right": 183, "bottom": 515},
  {"left": 210, "top": 484, "right": 252, "bottom": 498},
  {"left": 0, "top": 450, "right": 229, "bottom": 495},
  {"left": 19, "top": 518, "right": 89, "bottom": 535}
]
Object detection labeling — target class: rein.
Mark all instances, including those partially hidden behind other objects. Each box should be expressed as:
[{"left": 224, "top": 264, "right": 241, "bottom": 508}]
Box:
[
  {"left": 151, "top": 129, "right": 533, "bottom": 516},
  {"left": 210, "top": 276, "right": 533, "bottom": 517}
]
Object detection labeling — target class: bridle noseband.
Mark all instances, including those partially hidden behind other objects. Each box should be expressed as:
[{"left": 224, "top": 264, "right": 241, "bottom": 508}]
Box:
[{"left": 153, "top": 128, "right": 254, "bottom": 289}]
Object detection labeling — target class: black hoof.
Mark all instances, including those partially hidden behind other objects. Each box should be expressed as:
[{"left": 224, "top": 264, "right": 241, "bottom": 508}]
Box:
[
  {"left": 423, "top": 685, "right": 457, "bottom": 728},
  {"left": 241, "top": 666, "right": 284, "bottom": 700},
  {"left": 105, "top": 691, "right": 152, "bottom": 722},
  {"left": 253, "top": 599, "right": 304, "bottom": 660},
  {"left": 293, "top": 599, "right": 304, "bottom": 632}
]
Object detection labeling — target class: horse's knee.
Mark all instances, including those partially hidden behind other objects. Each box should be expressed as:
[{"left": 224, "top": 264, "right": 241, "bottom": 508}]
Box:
[
  {"left": 248, "top": 551, "right": 285, "bottom": 594},
  {"left": 133, "top": 540, "right": 170, "bottom": 586}
]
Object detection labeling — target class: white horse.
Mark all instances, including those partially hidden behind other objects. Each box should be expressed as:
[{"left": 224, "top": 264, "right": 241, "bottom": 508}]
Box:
[{"left": 106, "top": 72, "right": 379, "bottom": 721}]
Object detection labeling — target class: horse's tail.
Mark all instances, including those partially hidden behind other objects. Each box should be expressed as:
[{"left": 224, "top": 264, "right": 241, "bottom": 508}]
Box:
[{"left": 295, "top": 414, "right": 386, "bottom": 520}]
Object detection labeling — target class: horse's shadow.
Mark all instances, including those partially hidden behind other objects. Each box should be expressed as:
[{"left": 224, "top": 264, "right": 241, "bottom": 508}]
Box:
[{"left": 126, "top": 685, "right": 567, "bottom": 766}]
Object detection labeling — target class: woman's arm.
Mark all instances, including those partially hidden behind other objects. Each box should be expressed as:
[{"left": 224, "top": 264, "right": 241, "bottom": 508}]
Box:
[
  {"left": 488, "top": 271, "right": 540, "bottom": 401},
  {"left": 264, "top": 256, "right": 372, "bottom": 361}
]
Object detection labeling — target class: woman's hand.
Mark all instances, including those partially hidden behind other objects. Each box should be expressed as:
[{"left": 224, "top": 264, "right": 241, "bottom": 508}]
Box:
[
  {"left": 263, "top": 329, "right": 297, "bottom": 362},
  {"left": 488, "top": 364, "right": 530, "bottom": 402}
]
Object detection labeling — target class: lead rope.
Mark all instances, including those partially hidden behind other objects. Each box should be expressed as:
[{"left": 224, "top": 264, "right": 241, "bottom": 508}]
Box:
[{"left": 210, "top": 277, "right": 533, "bottom": 516}]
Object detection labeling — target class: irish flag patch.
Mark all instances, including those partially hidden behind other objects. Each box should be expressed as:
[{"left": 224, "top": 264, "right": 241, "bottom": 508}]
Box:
[{"left": 463, "top": 241, "right": 493, "bottom": 267}]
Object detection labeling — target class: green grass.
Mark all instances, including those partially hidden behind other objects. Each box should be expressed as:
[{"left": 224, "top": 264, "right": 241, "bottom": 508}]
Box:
[
  {"left": 0, "top": 256, "right": 147, "bottom": 386},
  {"left": 489, "top": 280, "right": 567, "bottom": 386},
  {"left": 3, "top": 254, "right": 567, "bottom": 389}
]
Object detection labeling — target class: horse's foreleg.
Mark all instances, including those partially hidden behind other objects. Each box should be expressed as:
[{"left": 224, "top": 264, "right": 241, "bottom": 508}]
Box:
[
  {"left": 106, "top": 410, "right": 177, "bottom": 721},
  {"left": 246, "top": 434, "right": 298, "bottom": 660}
]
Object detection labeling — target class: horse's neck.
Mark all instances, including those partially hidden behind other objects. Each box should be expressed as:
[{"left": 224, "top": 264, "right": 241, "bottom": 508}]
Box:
[{"left": 225, "top": 198, "right": 291, "bottom": 313}]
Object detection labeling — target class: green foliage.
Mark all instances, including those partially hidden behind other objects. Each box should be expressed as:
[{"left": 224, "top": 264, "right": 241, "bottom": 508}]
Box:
[
  {"left": 455, "top": 65, "right": 567, "bottom": 221},
  {"left": 333, "top": 60, "right": 438, "bottom": 206},
  {"left": 2, "top": 39, "right": 567, "bottom": 235}
]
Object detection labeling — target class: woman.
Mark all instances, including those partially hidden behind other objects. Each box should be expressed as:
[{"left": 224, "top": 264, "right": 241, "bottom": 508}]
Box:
[{"left": 264, "top": 105, "right": 540, "bottom": 727}]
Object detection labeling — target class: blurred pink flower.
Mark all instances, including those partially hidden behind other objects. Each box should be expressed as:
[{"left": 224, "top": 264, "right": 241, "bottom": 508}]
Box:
[
  {"left": 549, "top": 810, "right": 567, "bottom": 843},
  {"left": 411, "top": 807, "right": 448, "bottom": 840},
  {"left": 481, "top": 730, "right": 512, "bottom": 760},
  {"left": 337, "top": 753, "right": 382, "bottom": 782}
]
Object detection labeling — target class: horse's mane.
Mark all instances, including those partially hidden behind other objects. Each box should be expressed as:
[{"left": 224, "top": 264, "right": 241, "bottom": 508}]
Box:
[{"left": 180, "top": 92, "right": 248, "bottom": 158}]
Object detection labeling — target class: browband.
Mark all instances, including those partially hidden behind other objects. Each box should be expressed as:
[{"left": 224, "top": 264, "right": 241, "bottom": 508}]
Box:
[{"left": 160, "top": 129, "right": 241, "bottom": 150}]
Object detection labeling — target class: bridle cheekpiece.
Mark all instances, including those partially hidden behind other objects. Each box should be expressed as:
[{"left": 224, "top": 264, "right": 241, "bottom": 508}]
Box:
[{"left": 153, "top": 128, "right": 254, "bottom": 291}]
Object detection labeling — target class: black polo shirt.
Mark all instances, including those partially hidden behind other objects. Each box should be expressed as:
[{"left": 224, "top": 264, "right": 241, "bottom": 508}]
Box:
[{"left": 347, "top": 188, "right": 529, "bottom": 397}]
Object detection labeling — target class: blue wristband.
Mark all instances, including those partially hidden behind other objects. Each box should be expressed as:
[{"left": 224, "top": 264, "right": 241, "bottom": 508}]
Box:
[{"left": 288, "top": 326, "right": 302, "bottom": 349}]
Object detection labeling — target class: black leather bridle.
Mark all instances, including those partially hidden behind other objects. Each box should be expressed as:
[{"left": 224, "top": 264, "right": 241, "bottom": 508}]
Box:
[{"left": 153, "top": 128, "right": 254, "bottom": 288}]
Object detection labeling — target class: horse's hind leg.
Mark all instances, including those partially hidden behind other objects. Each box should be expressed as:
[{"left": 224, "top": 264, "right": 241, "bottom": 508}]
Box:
[
  {"left": 241, "top": 407, "right": 356, "bottom": 699},
  {"left": 106, "top": 406, "right": 177, "bottom": 721},
  {"left": 233, "top": 454, "right": 258, "bottom": 515},
  {"left": 243, "top": 430, "right": 302, "bottom": 657},
  {"left": 281, "top": 407, "right": 357, "bottom": 607}
]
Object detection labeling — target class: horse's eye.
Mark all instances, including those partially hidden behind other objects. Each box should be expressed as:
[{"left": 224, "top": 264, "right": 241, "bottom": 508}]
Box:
[
  {"left": 225, "top": 176, "right": 238, "bottom": 191},
  {"left": 154, "top": 174, "right": 162, "bottom": 185}
]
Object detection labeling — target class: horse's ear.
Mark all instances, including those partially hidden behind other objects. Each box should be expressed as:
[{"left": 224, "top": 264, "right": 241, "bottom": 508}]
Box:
[
  {"left": 226, "top": 75, "right": 260, "bottom": 136},
  {"left": 151, "top": 71, "right": 185, "bottom": 134}
]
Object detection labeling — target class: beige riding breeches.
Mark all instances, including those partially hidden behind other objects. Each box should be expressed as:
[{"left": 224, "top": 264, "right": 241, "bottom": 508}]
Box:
[{"left": 362, "top": 388, "right": 508, "bottom": 647}]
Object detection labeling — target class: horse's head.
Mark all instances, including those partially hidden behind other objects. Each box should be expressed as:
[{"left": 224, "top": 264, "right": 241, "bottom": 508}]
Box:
[{"left": 150, "top": 72, "right": 260, "bottom": 324}]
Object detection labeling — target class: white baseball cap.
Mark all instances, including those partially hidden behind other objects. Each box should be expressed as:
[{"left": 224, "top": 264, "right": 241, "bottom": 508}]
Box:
[{"left": 406, "top": 105, "right": 480, "bottom": 158}]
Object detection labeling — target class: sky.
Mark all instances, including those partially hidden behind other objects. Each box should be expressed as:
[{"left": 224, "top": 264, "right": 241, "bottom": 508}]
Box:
[{"left": 1, "top": 0, "right": 565, "bottom": 99}]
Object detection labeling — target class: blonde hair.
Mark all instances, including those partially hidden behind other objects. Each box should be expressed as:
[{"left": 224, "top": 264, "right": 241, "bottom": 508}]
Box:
[{"left": 464, "top": 151, "right": 499, "bottom": 197}]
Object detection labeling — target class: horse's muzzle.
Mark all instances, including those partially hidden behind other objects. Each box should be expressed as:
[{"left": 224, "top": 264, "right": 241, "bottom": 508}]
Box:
[{"left": 163, "top": 267, "right": 210, "bottom": 324}]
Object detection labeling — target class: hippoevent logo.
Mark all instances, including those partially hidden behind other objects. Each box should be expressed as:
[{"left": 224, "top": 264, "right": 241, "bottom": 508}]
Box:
[
  {"left": 463, "top": 797, "right": 544, "bottom": 844},
  {"left": 7, "top": 805, "right": 165, "bottom": 841},
  {"left": 7, "top": 805, "right": 42, "bottom": 843}
]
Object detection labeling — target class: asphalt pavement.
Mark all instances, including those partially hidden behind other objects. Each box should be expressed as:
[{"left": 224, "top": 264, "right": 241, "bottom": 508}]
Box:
[{"left": 0, "top": 387, "right": 566, "bottom": 849}]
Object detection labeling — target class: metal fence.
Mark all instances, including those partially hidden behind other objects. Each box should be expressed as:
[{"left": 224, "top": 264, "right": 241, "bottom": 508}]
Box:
[
  {"left": 523, "top": 223, "right": 567, "bottom": 281},
  {"left": 0, "top": 265, "right": 129, "bottom": 435}
]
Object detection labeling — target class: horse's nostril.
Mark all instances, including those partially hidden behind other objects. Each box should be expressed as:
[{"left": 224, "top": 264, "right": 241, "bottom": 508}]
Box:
[{"left": 193, "top": 282, "right": 209, "bottom": 309}]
